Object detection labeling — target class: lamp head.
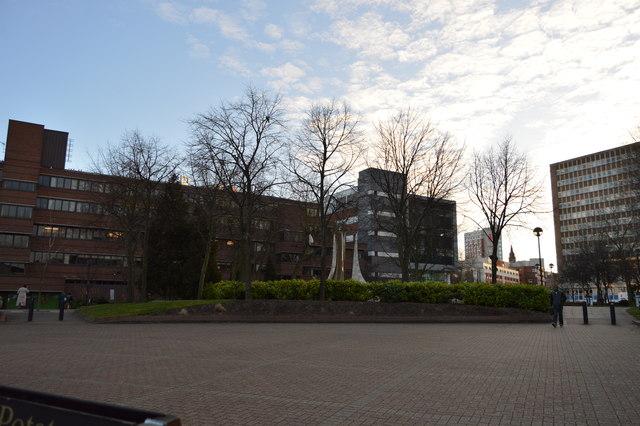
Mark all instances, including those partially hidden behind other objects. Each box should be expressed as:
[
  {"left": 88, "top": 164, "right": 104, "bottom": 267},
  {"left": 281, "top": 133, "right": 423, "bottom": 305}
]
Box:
[{"left": 533, "top": 227, "right": 543, "bottom": 237}]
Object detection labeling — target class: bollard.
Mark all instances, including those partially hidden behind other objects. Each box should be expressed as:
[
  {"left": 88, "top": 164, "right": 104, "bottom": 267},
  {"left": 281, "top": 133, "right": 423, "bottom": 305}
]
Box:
[
  {"left": 58, "top": 302, "right": 65, "bottom": 321},
  {"left": 609, "top": 302, "right": 616, "bottom": 325},
  {"left": 28, "top": 297, "right": 34, "bottom": 321},
  {"left": 582, "top": 301, "right": 589, "bottom": 325}
]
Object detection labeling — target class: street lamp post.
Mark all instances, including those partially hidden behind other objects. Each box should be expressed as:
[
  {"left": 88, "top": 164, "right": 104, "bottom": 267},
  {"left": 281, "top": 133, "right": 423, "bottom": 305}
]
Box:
[
  {"left": 533, "top": 227, "right": 544, "bottom": 286},
  {"left": 549, "top": 263, "right": 554, "bottom": 288}
]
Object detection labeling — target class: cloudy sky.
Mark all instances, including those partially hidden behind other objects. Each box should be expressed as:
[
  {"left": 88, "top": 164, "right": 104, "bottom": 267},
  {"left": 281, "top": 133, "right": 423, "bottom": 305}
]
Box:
[{"left": 2, "top": 0, "right": 640, "bottom": 267}]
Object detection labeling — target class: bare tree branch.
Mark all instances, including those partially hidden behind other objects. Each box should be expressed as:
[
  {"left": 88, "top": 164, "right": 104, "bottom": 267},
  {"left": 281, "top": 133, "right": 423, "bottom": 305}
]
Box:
[
  {"left": 288, "top": 99, "right": 362, "bottom": 298},
  {"left": 466, "top": 136, "right": 544, "bottom": 283},
  {"left": 367, "top": 108, "right": 465, "bottom": 282},
  {"left": 188, "top": 86, "right": 285, "bottom": 299},
  {"left": 95, "top": 130, "right": 182, "bottom": 301}
]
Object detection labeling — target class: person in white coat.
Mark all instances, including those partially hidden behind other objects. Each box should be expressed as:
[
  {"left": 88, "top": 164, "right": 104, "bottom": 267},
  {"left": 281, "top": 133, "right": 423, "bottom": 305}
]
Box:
[{"left": 16, "top": 284, "right": 29, "bottom": 308}]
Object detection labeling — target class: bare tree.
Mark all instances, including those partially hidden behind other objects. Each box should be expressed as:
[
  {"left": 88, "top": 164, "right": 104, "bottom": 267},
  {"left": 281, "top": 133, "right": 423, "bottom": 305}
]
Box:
[
  {"left": 627, "top": 129, "right": 640, "bottom": 304},
  {"left": 466, "top": 136, "right": 545, "bottom": 284},
  {"left": 367, "top": 108, "right": 465, "bottom": 282},
  {"left": 188, "top": 87, "right": 285, "bottom": 300},
  {"left": 600, "top": 202, "right": 640, "bottom": 304},
  {"left": 95, "top": 130, "right": 181, "bottom": 302},
  {"left": 186, "top": 154, "right": 224, "bottom": 299},
  {"left": 608, "top": 135, "right": 640, "bottom": 305},
  {"left": 288, "top": 99, "right": 362, "bottom": 299}
]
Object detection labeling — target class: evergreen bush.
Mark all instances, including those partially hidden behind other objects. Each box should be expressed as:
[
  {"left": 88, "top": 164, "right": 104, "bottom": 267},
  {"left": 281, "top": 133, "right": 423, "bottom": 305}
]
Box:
[{"left": 202, "top": 279, "right": 550, "bottom": 311}]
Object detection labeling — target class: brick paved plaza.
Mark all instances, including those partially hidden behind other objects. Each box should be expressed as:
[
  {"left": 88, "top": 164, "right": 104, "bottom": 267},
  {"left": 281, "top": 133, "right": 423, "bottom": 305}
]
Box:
[{"left": 2, "top": 306, "right": 640, "bottom": 425}]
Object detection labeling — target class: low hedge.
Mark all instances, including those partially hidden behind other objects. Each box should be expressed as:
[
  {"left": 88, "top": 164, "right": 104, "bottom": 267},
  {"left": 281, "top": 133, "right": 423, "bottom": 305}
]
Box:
[{"left": 202, "top": 279, "right": 550, "bottom": 312}]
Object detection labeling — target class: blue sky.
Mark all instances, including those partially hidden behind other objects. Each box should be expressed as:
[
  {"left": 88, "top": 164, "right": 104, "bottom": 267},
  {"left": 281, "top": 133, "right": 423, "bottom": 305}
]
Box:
[{"left": 2, "top": 0, "right": 640, "bottom": 266}]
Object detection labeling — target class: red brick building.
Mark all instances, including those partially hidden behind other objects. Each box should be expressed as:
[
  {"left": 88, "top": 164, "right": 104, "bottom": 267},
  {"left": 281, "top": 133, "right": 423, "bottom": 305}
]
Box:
[
  {"left": 0, "top": 120, "right": 364, "bottom": 307},
  {"left": 0, "top": 120, "right": 131, "bottom": 307}
]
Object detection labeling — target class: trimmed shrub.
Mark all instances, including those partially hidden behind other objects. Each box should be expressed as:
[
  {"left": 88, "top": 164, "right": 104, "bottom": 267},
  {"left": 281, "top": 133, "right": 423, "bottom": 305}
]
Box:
[
  {"left": 326, "top": 279, "right": 371, "bottom": 301},
  {"left": 202, "top": 279, "right": 550, "bottom": 312},
  {"left": 252, "top": 279, "right": 319, "bottom": 300},
  {"left": 203, "top": 280, "right": 244, "bottom": 299}
]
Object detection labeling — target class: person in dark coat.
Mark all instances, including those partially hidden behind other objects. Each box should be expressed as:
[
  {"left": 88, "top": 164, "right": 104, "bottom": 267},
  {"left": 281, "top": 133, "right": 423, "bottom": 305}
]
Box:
[
  {"left": 58, "top": 292, "right": 67, "bottom": 310},
  {"left": 550, "top": 285, "right": 567, "bottom": 328}
]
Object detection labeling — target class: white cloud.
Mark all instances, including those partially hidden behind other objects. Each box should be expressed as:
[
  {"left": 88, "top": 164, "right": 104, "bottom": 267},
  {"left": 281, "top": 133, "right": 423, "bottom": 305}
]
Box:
[
  {"left": 329, "top": 12, "right": 411, "bottom": 60},
  {"left": 265, "top": 24, "right": 283, "bottom": 39},
  {"left": 499, "top": 30, "right": 548, "bottom": 59},
  {"left": 261, "top": 62, "right": 306, "bottom": 81},
  {"left": 311, "top": 0, "right": 409, "bottom": 18},
  {"left": 278, "top": 39, "right": 305, "bottom": 54},
  {"left": 219, "top": 55, "right": 253, "bottom": 78},
  {"left": 155, "top": 2, "right": 186, "bottom": 24},
  {"left": 348, "top": 61, "right": 384, "bottom": 85},
  {"left": 241, "top": 0, "right": 267, "bottom": 21},
  {"left": 188, "top": 39, "right": 211, "bottom": 60},
  {"left": 121, "top": 0, "right": 640, "bottom": 263},
  {"left": 260, "top": 62, "right": 307, "bottom": 91},
  {"left": 397, "top": 38, "right": 438, "bottom": 63},
  {"left": 191, "top": 8, "right": 249, "bottom": 41},
  {"left": 255, "top": 41, "right": 276, "bottom": 53}
]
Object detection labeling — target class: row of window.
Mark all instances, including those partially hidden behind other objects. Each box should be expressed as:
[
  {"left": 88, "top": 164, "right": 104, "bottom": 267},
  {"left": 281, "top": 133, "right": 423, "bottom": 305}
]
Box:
[
  {"left": 560, "top": 215, "right": 634, "bottom": 233},
  {"left": 31, "top": 251, "right": 128, "bottom": 267},
  {"left": 0, "top": 225, "right": 122, "bottom": 249},
  {"left": 39, "top": 175, "right": 107, "bottom": 193},
  {"left": 555, "top": 150, "right": 634, "bottom": 175},
  {"left": 0, "top": 262, "right": 25, "bottom": 275},
  {"left": 560, "top": 199, "right": 633, "bottom": 216},
  {"left": 220, "top": 216, "right": 273, "bottom": 230},
  {"left": 557, "top": 178, "right": 627, "bottom": 199},
  {"left": 3, "top": 179, "right": 36, "bottom": 192},
  {"left": 0, "top": 175, "right": 108, "bottom": 193},
  {"left": 1, "top": 197, "right": 106, "bottom": 218},
  {"left": 0, "top": 204, "right": 33, "bottom": 219},
  {"left": 556, "top": 166, "right": 631, "bottom": 187},
  {"left": 558, "top": 192, "right": 628, "bottom": 210},
  {"left": 36, "top": 197, "right": 103, "bottom": 215},
  {"left": 559, "top": 202, "right": 638, "bottom": 222},
  {"left": 65, "top": 279, "right": 126, "bottom": 286},
  {"left": 34, "top": 224, "right": 121, "bottom": 241},
  {"left": 0, "top": 233, "right": 29, "bottom": 248}
]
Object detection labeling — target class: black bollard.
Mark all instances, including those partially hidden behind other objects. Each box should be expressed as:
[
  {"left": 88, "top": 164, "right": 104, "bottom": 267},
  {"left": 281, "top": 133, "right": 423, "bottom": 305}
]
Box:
[
  {"left": 27, "top": 297, "right": 34, "bottom": 322},
  {"left": 582, "top": 301, "right": 589, "bottom": 325},
  {"left": 609, "top": 302, "right": 616, "bottom": 325}
]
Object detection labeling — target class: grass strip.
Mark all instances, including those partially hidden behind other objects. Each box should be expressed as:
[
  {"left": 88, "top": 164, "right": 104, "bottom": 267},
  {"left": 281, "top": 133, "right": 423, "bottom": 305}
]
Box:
[{"left": 76, "top": 300, "right": 217, "bottom": 319}]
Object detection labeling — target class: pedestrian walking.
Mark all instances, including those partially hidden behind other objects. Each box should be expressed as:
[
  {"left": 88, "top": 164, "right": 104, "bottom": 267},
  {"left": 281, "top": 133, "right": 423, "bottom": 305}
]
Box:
[
  {"left": 16, "top": 284, "right": 29, "bottom": 308},
  {"left": 550, "top": 285, "right": 567, "bottom": 328}
]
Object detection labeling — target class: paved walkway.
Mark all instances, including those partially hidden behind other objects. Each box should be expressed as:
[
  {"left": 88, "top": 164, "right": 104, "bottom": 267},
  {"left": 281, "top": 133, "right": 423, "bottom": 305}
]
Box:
[{"left": 1, "top": 306, "right": 639, "bottom": 425}]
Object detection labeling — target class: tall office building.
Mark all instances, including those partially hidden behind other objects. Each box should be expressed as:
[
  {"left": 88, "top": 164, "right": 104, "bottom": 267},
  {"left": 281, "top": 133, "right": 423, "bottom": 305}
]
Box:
[
  {"left": 335, "top": 168, "right": 458, "bottom": 282},
  {"left": 464, "top": 228, "right": 503, "bottom": 261},
  {"left": 550, "top": 142, "right": 640, "bottom": 272}
]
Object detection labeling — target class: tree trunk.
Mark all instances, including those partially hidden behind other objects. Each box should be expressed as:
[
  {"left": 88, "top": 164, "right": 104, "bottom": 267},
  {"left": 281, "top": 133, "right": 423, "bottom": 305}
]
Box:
[
  {"left": 318, "top": 219, "right": 328, "bottom": 300},
  {"left": 490, "top": 232, "right": 500, "bottom": 284},
  {"left": 242, "top": 230, "right": 253, "bottom": 300},
  {"left": 139, "top": 221, "right": 151, "bottom": 302},
  {"left": 126, "top": 248, "right": 136, "bottom": 302},
  {"left": 197, "top": 233, "right": 214, "bottom": 299}
]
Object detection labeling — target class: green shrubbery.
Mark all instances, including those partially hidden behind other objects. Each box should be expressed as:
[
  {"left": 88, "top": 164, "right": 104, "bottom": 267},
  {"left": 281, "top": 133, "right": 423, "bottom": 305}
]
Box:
[{"left": 203, "top": 279, "right": 550, "bottom": 312}]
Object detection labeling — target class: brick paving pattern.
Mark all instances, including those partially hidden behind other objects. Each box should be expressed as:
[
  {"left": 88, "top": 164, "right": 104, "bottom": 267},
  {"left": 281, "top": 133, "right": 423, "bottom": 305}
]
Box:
[{"left": 1, "top": 306, "right": 639, "bottom": 425}]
